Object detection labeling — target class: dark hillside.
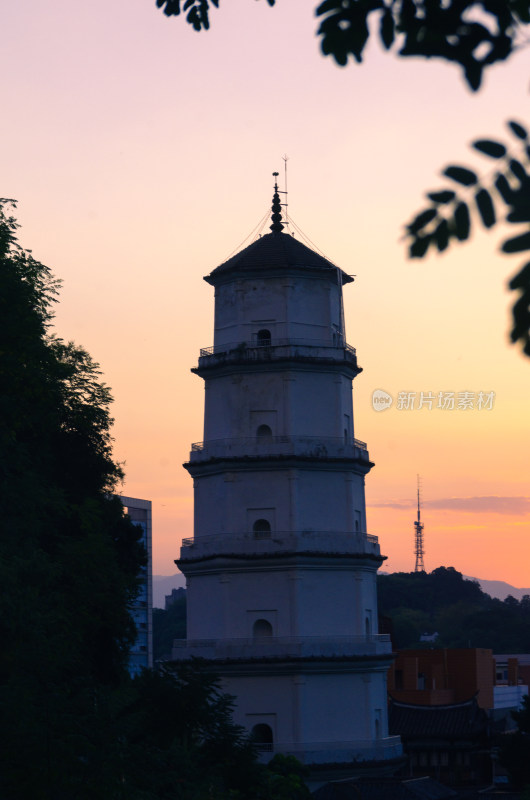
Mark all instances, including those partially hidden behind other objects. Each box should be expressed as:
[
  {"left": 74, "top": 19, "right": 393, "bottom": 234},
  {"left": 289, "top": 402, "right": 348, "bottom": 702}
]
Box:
[{"left": 378, "top": 567, "right": 530, "bottom": 651}]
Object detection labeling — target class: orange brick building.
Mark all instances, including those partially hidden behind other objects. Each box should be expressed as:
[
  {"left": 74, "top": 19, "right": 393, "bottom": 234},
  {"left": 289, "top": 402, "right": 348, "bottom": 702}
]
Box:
[{"left": 388, "top": 648, "right": 494, "bottom": 709}]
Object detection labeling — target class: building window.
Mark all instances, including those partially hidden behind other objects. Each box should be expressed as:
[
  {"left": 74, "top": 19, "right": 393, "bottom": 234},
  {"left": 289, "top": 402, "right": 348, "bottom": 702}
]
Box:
[
  {"left": 251, "top": 723, "right": 274, "bottom": 751},
  {"left": 256, "top": 424, "right": 273, "bottom": 441},
  {"left": 253, "top": 519, "right": 271, "bottom": 538},
  {"left": 394, "top": 669, "right": 403, "bottom": 690},
  {"left": 257, "top": 329, "right": 271, "bottom": 346},
  {"left": 253, "top": 619, "right": 273, "bottom": 638}
]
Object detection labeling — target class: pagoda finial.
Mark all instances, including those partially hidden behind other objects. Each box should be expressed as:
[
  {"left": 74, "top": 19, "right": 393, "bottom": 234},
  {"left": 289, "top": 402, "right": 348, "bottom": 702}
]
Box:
[{"left": 270, "top": 172, "right": 284, "bottom": 233}]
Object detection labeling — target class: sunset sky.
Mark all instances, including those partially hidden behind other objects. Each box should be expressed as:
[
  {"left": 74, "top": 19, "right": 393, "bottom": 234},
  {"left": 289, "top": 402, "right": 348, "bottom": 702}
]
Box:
[{"left": 3, "top": 0, "right": 530, "bottom": 586}]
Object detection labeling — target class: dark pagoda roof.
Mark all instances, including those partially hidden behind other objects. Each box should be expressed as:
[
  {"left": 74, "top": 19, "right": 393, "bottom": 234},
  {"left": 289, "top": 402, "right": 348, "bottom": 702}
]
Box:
[
  {"left": 389, "top": 696, "right": 489, "bottom": 739},
  {"left": 205, "top": 231, "right": 353, "bottom": 286}
]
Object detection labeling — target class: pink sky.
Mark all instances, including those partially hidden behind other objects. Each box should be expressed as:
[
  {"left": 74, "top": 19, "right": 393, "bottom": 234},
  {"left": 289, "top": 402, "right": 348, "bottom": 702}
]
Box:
[{"left": 3, "top": 0, "right": 530, "bottom": 585}]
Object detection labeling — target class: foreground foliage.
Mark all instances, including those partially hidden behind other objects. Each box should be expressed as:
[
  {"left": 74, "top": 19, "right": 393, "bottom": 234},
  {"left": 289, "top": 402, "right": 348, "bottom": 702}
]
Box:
[
  {"left": 155, "top": 0, "right": 530, "bottom": 92},
  {"left": 405, "top": 122, "right": 530, "bottom": 356},
  {"left": 0, "top": 199, "right": 147, "bottom": 797},
  {"left": 0, "top": 201, "right": 311, "bottom": 798}
]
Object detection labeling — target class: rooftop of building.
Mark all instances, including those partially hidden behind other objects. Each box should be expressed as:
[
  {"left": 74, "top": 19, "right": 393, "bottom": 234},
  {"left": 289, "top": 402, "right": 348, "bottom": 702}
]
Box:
[
  {"left": 205, "top": 178, "right": 353, "bottom": 285},
  {"left": 313, "top": 776, "right": 458, "bottom": 800},
  {"left": 388, "top": 696, "right": 489, "bottom": 739}
]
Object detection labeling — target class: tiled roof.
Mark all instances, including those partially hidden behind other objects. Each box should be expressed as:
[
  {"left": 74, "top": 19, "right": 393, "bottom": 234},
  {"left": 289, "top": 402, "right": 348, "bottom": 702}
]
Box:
[
  {"left": 389, "top": 696, "right": 489, "bottom": 739},
  {"left": 206, "top": 232, "right": 352, "bottom": 284},
  {"left": 313, "top": 777, "right": 458, "bottom": 800}
]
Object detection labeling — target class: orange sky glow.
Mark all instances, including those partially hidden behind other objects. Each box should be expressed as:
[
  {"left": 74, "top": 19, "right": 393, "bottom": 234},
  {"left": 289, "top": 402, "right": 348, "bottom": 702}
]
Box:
[{"left": 3, "top": 0, "right": 530, "bottom": 586}]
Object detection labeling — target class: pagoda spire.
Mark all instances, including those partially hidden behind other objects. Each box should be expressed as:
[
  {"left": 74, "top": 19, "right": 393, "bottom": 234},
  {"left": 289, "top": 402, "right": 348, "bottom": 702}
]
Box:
[{"left": 270, "top": 172, "right": 284, "bottom": 233}]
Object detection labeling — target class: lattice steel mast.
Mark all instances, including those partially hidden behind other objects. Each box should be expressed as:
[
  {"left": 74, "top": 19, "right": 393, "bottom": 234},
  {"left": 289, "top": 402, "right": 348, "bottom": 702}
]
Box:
[{"left": 414, "top": 475, "right": 425, "bottom": 572}]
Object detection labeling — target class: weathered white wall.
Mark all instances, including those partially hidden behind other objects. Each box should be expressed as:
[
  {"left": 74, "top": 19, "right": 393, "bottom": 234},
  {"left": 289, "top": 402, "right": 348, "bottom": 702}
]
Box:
[
  {"left": 193, "top": 466, "right": 368, "bottom": 535},
  {"left": 186, "top": 563, "right": 379, "bottom": 639},
  {"left": 212, "top": 276, "right": 344, "bottom": 348},
  {"left": 224, "top": 669, "right": 390, "bottom": 747},
  {"left": 203, "top": 369, "right": 355, "bottom": 441}
]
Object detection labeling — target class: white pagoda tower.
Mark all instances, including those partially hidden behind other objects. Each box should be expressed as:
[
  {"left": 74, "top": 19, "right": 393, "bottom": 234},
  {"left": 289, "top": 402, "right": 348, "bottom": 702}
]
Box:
[{"left": 172, "top": 181, "right": 402, "bottom": 766}]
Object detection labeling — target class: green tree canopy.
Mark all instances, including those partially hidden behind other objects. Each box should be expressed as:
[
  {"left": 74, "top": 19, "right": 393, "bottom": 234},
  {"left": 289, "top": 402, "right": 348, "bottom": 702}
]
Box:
[
  {"left": 0, "top": 199, "right": 146, "bottom": 797},
  {"left": 378, "top": 567, "right": 530, "bottom": 650}
]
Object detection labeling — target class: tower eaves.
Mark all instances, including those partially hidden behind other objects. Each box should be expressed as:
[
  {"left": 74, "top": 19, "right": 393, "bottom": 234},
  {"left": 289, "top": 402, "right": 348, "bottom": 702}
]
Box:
[{"left": 205, "top": 232, "right": 353, "bottom": 286}]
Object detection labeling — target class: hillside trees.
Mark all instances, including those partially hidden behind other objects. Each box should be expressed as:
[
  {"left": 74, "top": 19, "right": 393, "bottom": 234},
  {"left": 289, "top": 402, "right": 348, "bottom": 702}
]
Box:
[
  {"left": 153, "top": 591, "right": 187, "bottom": 660},
  {"left": 378, "top": 568, "right": 530, "bottom": 650}
]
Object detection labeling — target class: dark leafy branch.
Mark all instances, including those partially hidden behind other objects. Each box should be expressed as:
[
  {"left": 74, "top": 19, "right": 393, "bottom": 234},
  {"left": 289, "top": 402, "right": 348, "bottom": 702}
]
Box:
[
  {"left": 317, "top": 0, "right": 528, "bottom": 90},
  {"left": 156, "top": 0, "right": 274, "bottom": 32},
  {"left": 155, "top": 0, "right": 530, "bottom": 91},
  {"left": 404, "top": 120, "right": 530, "bottom": 356}
]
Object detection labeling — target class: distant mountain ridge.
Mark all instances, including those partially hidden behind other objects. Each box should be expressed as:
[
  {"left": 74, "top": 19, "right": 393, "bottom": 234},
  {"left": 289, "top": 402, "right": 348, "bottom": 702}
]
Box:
[
  {"left": 152, "top": 572, "right": 530, "bottom": 608},
  {"left": 464, "top": 576, "right": 530, "bottom": 602}
]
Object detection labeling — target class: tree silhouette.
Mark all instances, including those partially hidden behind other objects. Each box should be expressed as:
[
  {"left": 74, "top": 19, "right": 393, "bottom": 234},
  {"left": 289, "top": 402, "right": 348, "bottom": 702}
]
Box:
[
  {"left": 155, "top": 0, "right": 530, "bottom": 92},
  {"left": 0, "top": 199, "right": 146, "bottom": 797}
]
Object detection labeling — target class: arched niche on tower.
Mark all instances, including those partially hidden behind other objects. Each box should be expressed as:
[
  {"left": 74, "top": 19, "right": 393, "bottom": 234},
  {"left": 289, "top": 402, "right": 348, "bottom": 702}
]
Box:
[
  {"left": 252, "top": 618, "right": 273, "bottom": 638},
  {"left": 253, "top": 518, "right": 271, "bottom": 537},
  {"left": 247, "top": 508, "right": 275, "bottom": 534},
  {"left": 256, "top": 424, "right": 273, "bottom": 442},
  {"left": 256, "top": 329, "right": 271, "bottom": 347},
  {"left": 250, "top": 723, "right": 274, "bottom": 750}
]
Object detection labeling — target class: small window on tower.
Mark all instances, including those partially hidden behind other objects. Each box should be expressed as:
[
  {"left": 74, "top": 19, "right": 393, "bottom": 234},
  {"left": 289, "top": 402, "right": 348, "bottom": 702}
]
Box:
[
  {"left": 257, "top": 329, "right": 271, "bottom": 346},
  {"left": 253, "top": 519, "right": 271, "bottom": 537},
  {"left": 256, "top": 424, "right": 273, "bottom": 441},
  {"left": 251, "top": 723, "right": 274, "bottom": 751},
  {"left": 253, "top": 619, "right": 273, "bottom": 638}
]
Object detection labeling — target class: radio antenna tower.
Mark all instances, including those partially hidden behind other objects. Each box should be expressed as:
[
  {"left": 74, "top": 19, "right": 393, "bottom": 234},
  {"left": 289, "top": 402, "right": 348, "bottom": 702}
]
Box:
[{"left": 414, "top": 475, "right": 425, "bottom": 572}]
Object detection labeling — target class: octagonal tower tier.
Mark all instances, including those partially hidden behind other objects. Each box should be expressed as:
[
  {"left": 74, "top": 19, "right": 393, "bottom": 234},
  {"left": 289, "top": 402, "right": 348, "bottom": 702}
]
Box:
[{"left": 172, "top": 183, "right": 401, "bottom": 767}]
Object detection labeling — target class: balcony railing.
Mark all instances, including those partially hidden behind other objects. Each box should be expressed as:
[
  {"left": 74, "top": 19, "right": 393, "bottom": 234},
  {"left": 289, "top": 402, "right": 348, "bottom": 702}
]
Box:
[
  {"left": 172, "top": 634, "right": 392, "bottom": 661},
  {"left": 179, "top": 530, "right": 380, "bottom": 559},
  {"left": 196, "top": 337, "right": 357, "bottom": 368},
  {"left": 188, "top": 435, "right": 369, "bottom": 463},
  {"left": 255, "top": 737, "right": 402, "bottom": 764}
]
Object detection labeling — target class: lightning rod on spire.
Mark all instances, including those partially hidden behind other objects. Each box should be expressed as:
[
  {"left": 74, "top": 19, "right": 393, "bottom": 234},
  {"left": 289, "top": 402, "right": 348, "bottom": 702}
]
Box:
[{"left": 282, "top": 154, "right": 289, "bottom": 226}]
